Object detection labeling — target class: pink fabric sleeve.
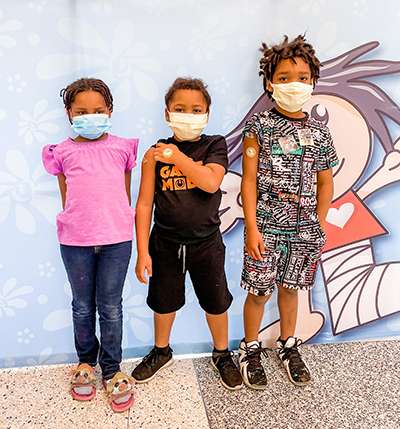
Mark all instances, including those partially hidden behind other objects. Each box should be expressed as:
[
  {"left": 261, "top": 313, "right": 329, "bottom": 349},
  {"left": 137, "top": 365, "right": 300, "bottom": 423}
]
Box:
[
  {"left": 42, "top": 145, "right": 63, "bottom": 176},
  {"left": 125, "top": 138, "right": 139, "bottom": 172}
]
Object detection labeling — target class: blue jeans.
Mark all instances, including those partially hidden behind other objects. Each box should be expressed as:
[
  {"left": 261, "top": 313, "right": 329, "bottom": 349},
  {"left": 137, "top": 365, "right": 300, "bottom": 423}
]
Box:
[{"left": 60, "top": 241, "right": 132, "bottom": 379}]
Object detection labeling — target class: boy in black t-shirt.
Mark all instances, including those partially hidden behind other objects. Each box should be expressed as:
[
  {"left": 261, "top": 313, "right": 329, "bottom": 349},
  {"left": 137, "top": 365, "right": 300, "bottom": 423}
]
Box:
[{"left": 132, "top": 77, "right": 242, "bottom": 390}]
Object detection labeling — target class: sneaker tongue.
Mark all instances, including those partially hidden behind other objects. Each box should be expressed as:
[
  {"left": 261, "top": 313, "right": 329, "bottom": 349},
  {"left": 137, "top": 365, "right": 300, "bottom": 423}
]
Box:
[
  {"left": 285, "top": 337, "right": 296, "bottom": 348},
  {"left": 247, "top": 340, "right": 260, "bottom": 350}
]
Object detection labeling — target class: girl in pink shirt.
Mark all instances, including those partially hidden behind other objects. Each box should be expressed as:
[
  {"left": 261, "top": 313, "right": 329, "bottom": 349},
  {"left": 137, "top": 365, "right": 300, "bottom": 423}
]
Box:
[{"left": 42, "top": 78, "right": 137, "bottom": 412}]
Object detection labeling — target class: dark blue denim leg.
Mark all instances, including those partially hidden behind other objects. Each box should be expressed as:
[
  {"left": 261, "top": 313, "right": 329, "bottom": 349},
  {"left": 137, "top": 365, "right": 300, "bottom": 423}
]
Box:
[
  {"left": 60, "top": 244, "right": 99, "bottom": 367},
  {"left": 96, "top": 241, "right": 132, "bottom": 379}
]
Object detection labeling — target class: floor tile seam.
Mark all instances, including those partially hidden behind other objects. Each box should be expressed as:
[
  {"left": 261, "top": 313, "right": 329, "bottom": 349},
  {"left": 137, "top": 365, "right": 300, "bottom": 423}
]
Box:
[{"left": 191, "top": 358, "right": 212, "bottom": 429}]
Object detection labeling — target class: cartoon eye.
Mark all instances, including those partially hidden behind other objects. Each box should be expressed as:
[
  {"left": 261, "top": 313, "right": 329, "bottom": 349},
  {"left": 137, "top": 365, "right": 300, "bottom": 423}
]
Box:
[
  {"left": 310, "top": 104, "right": 329, "bottom": 125},
  {"left": 114, "top": 382, "right": 120, "bottom": 388},
  {"left": 84, "top": 373, "right": 88, "bottom": 379}
]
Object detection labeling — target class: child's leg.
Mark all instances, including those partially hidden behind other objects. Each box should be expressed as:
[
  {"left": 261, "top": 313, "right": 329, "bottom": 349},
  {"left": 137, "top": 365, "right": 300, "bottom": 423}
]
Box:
[
  {"left": 277, "top": 285, "right": 298, "bottom": 340},
  {"left": 276, "top": 286, "right": 310, "bottom": 386},
  {"left": 60, "top": 244, "right": 98, "bottom": 367},
  {"left": 238, "top": 292, "right": 271, "bottom": 390},
  {"left": 244, "top": 292, "right": 271, "bottom": 342},
  {"left": 131, "top": 310, "right": 175, "bottom": 383},
  {"left": 154, "top": 311, "right": 176, "bottom": 347},
  {"left": 132, "top": 234, "right": 183, "bottom": 383},
  {"left": 96, "top": 241, "right": 132, "bottom": 380},
  {"left": 205, "top": 311, "right": 228, "bottom": 350}
]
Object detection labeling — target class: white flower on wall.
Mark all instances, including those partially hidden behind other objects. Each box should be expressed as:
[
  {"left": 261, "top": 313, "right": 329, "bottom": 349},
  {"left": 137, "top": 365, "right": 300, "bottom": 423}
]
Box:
[
  {"left": 222, "top": 93, "right": 252, "bottom": 131},
  {"left": 0, "top": 9, "right": 23, "bottom": 57},
  {"left": 0, "top": 150, "right": 60, "bottom": 234},
  {"left": 123, "top": 279, "right": 152, "bottom": 344},
  {"left": 26, "top": 346, "right": 68, "bottom": 366},
  {"left": 36, "top": 19, "right": 162, "bottom": 107},
  {"left": 287, "top": 0, "right": 326, "bottom": 16},
  {"left": 90, "top": 0, "right": 117, "bottom": 16},
  {"left": 189, "top": 14, "right": 235, "bottom": 62},
  {"left": 18, "top": 99, "right": 64, "bottom": 145},
  {"left": 0, "top": 278, "right": 34, "bottom": 318}
]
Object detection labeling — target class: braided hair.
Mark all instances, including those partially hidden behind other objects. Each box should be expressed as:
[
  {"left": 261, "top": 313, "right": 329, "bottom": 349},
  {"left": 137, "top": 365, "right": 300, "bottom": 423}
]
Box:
[
  {"left": 60, "top": 78, "right": 113, "bottom": 122},
  {"left": 259, "top": 35, "right": 321, "bottom": 99}
]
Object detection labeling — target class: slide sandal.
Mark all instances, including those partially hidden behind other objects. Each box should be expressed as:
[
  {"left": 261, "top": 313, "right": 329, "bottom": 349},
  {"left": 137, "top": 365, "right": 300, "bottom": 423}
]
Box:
[
  {"left": 103, "top": 372, "right": 135, "bottom": 413},
  {"left": 68, "top": 363, "right": 96, "bottom": 401}
]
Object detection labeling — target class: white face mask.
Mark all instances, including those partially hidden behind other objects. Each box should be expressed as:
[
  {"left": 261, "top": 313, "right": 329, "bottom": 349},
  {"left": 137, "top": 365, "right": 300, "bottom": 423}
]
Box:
[
  {"left": 270, "top": 82, "right": 313, "bottom": 113},
  {"left": 167, "top": 112, "right": 208, "bottom": 141}
]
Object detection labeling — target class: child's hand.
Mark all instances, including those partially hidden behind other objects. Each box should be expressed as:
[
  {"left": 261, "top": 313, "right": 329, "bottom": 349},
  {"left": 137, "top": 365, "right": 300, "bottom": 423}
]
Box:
[
  {"left": 135, "top": 253, "right": 153, "bottom": 284},
  {"left": 245, "top": 229, "right": 265, "bottom": 261},
  {"left": 154, "top": 142, "right": 180, "bottom": 164}
]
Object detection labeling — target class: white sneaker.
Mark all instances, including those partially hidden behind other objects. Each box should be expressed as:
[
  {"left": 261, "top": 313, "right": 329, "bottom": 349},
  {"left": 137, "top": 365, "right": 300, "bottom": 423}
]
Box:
[
  {"left": 238, "top": 338, "right": 268, "bottom": 390},
  {"left": 277, "top": 337, "right": 311, "bottom": 386}
]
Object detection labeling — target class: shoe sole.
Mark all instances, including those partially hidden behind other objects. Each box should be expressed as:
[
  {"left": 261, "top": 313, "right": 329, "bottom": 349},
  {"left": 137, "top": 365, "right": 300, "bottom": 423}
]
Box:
[
  {"left": 238, "top": 346, "right": 268, "bottom": 391},
  {"left": 133, "top": 357, "right": 174, "bottom": 384},
  {"left": 239, "top": 367, "right": 268, "bottom": 390},
  {"left": 210, "top": 359, "right": 243, "bottom": 391},
  {"left": 280, "top": 359, "right": 311, "bottom": 386},
  {"left": 242, "top": 377, "right": 268, "bottom": 390}
]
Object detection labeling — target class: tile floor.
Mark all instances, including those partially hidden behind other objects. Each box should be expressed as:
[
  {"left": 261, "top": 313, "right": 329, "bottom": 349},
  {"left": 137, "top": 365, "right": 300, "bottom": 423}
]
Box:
[{"left": 1, "top": 340, "right": 399, "bottom": 429}]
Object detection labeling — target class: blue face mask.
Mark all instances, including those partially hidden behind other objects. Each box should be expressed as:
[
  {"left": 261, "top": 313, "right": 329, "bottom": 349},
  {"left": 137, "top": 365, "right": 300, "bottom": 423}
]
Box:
[{"left": 71, "top": 114, "right": 111, "bottom": 140}]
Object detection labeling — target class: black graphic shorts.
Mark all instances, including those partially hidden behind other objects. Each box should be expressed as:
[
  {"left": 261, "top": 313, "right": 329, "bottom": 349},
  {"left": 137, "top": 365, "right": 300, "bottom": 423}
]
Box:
[
  {"left": 241, "top": 231, "right": 326, "bottom": 296},
  {"left": 147, "top": 231, "right": 232, "bottom": 314}
]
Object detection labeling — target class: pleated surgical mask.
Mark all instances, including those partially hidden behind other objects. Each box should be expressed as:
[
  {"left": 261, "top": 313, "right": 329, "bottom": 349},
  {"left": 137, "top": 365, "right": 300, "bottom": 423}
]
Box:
[
  {"left": 167, "top": 112, "right": 208, "bottom": 141},
  {"left": 270, "top": 82, "right": 313, "bottom": 113},
  {"left": 71, "top": 114, "right": 111, "bottom": 140}
]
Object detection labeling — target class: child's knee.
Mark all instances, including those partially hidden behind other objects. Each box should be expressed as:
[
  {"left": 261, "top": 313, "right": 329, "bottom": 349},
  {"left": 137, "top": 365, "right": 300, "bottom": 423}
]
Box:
[
  {"left": 278, "top": 285, "right": 298, "bottom": 297},
  {"left": 245, "top": 292, "right": 270, "bottom": 306}
]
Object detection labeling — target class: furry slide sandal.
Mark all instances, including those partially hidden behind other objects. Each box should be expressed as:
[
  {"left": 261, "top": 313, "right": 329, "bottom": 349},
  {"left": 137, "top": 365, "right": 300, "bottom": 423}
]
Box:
[
  {"left": 103, "top": 372, "right": 135, "bottom": 413},
  {"left": 68, "top": 363, "right": 96, "bottom": 401}
]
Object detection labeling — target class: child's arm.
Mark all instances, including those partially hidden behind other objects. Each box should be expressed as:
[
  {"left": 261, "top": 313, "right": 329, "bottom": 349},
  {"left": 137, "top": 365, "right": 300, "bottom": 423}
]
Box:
[
  {"left": 316, "top": 168, "right": 334, "bottom": 230},
  {"left": 125, "top": 170, "right": 132, "bottom": 206},
  {"left": 241, "top": 135, "right": 265, "bottom": 261},
  {"left": 153, "top": 143, "right": 225, "bottom": 193},
  {"left": 135, "top": 148, "right": 156, "bottom": 284},
  {"left": 57, "top": 174, "right": 67, "bottom": 210}
]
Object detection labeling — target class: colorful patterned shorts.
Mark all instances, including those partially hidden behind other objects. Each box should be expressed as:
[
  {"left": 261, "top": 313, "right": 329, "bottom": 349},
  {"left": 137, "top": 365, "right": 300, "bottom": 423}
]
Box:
[{"left": 241, "top": 231, "right": 326, "bottom": 296}]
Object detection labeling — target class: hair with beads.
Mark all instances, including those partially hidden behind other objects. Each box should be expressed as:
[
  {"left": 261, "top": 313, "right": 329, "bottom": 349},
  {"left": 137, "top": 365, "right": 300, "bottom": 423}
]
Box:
[
  {"left": 60, "top": 78, "right": 113, "bottom": 122},
  {"left": 165, "top": 77, "right": 212, "bottom": 111},
  {"left": 259, "top": 35, "right": 321, "bottom": 99}
]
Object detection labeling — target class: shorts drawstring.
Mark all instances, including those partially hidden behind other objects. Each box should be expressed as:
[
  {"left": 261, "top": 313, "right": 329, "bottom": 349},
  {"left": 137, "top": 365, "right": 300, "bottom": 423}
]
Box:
[{"left": 178, "top": 244, "right": 186, "bottom": 273}]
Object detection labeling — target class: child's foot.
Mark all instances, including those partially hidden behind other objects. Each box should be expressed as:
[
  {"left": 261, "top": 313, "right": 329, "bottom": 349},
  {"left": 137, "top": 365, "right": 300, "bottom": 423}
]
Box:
[
  {"left": 68, "top": 363, "right": 96, "bottom": 401},
  {"left": 276, "top": 337, "right": 311, "bottom": 386},
  {"left": 131, "top": 346, "right": 173, "bottom": 383},
  {"left": 238, "top": 339, "right": 268, "bottom": 390},
  {"left": 103, "top": 372, "right": 135, "bottom": 413},
  {"left": 211, "top": 350, "right": 243, "bottom": 390}
]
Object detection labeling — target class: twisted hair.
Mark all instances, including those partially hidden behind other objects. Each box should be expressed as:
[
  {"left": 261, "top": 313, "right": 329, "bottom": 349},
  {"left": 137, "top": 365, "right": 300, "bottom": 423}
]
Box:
[
  {"left": 165, "top": 77, "right": 211, "bottom": 110},
  {"left": 259, "top": 35, "right": 321, "bottom": 99},
  {"left": 60, "top": 78, "right": 113, "bottom": 119}
]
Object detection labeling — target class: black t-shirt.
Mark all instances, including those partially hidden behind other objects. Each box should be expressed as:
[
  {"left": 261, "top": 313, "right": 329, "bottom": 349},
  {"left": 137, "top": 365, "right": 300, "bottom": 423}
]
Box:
[{"left": 153, "top": 134, "right": 228, "bottom": 244}]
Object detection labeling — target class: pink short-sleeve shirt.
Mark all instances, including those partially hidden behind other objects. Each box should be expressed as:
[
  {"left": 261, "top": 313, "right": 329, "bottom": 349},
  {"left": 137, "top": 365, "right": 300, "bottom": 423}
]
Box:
[{"left": 42, "top": 134, "right": 139, "bottom": 246}]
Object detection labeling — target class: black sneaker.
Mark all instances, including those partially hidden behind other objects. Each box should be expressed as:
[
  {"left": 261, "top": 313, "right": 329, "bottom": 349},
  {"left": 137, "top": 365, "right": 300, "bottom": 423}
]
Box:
[
  {"left": 211, "top": 351, "right": 243, "bottom": 390},
  {"left": 238, "top": 339, "right": 268, "bottom": 390},
  {"left": 277, "top": 337, "right": 311, "bottom": 386},
  {"left": 131, "top": 346, "right": 173, "bottom": 383}
]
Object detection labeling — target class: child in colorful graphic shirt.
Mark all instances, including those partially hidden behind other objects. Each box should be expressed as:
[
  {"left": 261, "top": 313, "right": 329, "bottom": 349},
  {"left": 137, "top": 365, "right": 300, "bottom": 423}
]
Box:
[
  {"left": 132, "top": 77, "right": 242, "bottom": 390},
  {"left": 239, "top": 36, "right": 339, "bottom": 389},
  {"left": 42, "top": 78, "right": 137, "bottom": 412}
]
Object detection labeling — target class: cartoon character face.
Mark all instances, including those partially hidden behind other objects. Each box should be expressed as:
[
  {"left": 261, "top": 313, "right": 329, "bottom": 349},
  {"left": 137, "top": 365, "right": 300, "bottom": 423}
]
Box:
[{"left": 304, "top": 95, "right": 372, "bottom": 201}]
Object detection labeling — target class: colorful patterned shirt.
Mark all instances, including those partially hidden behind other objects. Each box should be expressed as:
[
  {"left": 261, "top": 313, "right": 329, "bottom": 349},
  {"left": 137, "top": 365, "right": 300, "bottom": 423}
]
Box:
[{"left": 243, "top": 108, "right": 339, "bottom": 241}]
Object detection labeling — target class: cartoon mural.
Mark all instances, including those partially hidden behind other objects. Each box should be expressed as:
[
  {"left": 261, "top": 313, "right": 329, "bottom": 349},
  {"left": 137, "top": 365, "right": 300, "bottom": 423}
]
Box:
[
  {"left": 221, "top": 41, "right": 400, "bottom": 346},
  {"left": 2, "top": 0, "right": 400, "bottom": 368}
]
